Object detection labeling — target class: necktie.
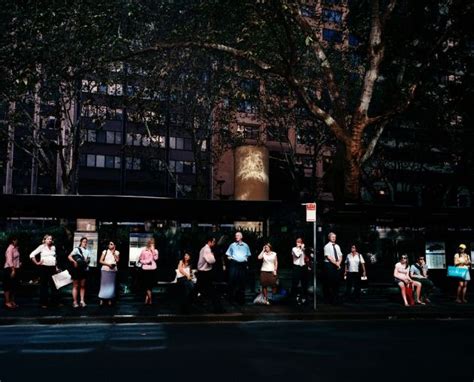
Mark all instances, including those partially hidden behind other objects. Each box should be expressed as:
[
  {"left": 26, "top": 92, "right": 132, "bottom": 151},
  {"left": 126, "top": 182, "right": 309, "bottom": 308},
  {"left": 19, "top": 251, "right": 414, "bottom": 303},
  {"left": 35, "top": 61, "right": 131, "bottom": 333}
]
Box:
[{"left": 333, "top": 244, "right": 338, "bottom": 261}]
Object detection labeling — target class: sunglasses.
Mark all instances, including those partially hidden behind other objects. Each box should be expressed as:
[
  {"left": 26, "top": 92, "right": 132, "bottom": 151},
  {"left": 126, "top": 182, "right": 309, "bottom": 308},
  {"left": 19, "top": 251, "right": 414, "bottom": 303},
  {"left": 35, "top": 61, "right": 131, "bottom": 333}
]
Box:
[{"left": 401, "top": 256, "right": 408, "bottom": 259}]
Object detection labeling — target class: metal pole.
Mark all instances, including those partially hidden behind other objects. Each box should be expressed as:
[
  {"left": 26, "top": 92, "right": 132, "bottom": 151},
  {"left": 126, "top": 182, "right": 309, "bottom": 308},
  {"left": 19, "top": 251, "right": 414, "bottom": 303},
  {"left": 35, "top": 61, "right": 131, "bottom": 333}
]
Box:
[{"left": 313, "top": 219, "right": 317, "bottom": 311}]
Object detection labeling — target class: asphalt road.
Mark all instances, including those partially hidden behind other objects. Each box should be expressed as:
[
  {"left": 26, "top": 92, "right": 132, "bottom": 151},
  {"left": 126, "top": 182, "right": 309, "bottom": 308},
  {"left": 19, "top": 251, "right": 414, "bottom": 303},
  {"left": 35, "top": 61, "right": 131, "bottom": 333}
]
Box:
[{"left": 0, "top": 320, "right": 473, "bottom": 382}]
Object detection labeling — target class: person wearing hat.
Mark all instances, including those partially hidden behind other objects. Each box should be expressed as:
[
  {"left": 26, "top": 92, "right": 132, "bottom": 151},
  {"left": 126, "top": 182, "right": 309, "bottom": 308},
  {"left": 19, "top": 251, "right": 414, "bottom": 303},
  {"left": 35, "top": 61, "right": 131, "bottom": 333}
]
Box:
[{"left": 454, "top": 244, "right": 471, "bottom": 303}]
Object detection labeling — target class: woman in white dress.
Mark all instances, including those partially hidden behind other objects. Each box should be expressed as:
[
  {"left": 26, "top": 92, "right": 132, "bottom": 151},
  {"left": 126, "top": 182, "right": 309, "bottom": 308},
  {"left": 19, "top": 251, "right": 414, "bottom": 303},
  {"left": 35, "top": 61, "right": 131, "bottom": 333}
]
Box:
[{"left": 98, "top": 241, "right": 120, "bottom": 306}]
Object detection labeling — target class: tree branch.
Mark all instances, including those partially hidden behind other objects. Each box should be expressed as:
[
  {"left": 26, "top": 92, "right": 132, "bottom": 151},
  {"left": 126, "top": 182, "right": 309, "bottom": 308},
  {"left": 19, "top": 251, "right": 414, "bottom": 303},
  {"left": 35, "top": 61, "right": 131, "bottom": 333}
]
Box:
[
  {"left": 354, "top": 0, "right": 386, "bottom": 128},
  {"left": 286, "top": 75, "right": 350, "bottom": 145},
  {"left": 285, "top": 1, "right": 346, "bottom": 122},
  {"left": 125, "top": 41, "right": 283, "bottom": 76},
  {"left": 361, "top": 120, "right": 387, "bottom": 164}
]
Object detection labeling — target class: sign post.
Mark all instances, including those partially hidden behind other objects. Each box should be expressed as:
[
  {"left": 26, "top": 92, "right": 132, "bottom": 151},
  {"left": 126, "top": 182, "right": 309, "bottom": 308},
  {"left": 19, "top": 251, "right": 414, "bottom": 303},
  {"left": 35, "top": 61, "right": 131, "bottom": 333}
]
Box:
[{"left": 305, "top": 203, "right": 317, "bottom": 311}]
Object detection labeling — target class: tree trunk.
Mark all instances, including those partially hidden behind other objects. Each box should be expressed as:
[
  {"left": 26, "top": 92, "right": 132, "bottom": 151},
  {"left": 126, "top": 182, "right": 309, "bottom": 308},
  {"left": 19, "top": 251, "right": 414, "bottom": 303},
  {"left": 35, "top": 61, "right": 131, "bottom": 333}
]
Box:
[{"left": 344, "top": 148, "right": 362, "bottom": 202}]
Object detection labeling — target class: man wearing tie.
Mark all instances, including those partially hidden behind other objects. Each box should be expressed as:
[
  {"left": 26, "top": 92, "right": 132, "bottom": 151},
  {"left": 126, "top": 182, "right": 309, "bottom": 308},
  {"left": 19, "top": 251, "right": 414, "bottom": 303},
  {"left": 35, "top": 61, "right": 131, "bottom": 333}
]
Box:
[{"left": 323, "top": 232, "right": 343, "bottom": 304}]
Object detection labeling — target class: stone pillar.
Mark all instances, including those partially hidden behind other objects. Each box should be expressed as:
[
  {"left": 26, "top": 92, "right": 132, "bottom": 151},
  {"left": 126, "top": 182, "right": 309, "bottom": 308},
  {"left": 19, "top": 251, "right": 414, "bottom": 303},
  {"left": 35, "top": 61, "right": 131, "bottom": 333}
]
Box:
[
  {"left": 234, "top": 145, "right": 269, "bottom": 234},
  {"left": 234, "top": 145, "right": 269, "bottom": 201}
]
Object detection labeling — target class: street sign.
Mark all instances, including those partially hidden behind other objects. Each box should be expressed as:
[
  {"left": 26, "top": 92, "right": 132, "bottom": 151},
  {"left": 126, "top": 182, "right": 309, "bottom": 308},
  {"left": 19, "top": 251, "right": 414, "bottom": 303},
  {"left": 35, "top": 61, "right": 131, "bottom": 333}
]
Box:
[{"left": 306, "top": 203, "right": 316, "bottom": 222}]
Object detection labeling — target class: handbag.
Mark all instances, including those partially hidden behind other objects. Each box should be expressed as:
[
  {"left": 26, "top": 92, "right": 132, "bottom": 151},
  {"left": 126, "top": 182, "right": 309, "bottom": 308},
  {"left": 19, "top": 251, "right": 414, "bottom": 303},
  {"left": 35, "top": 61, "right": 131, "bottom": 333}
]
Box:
[
  {"left": 405, "top": 284, "right": 415, "bottom": 306},
  {"left": 72, "top": 247, "right": 87, "bottom": 270},
  {"left": 52, "top": 270, "right": 73, "bottom": 289},
  {"left": 447, "top": 265, "right": 468, "bottom": 279}
]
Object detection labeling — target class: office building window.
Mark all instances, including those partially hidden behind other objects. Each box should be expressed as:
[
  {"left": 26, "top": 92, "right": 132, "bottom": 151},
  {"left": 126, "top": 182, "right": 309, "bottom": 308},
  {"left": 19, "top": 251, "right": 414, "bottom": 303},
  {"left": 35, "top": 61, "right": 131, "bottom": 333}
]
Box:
[
  {"left": 96, "top": 131, "right": 106, "bottom": 144},
  {"left": 169, "top": 137, "right": 185, "bottom": 150},
  {"left": 184, "top": 138, "right": 192, "bottom": 151},
  {"left": 142, "top": 136, "right": 151, "bottom": 147},
  {"left": 126, "top": 157, "right": 141, "bottom": 171},
  {"left": 237, "top": 124, "right": 260, "bottom": 140},
  {"left": 349, "top": 34, "right": 360, "bottom": 47},
  {"left": 300, "top": 5, "right": 316, "bottom": 17},
  {"left": 150, "top": 135, "right": 166, "bottom": 148},
  {"left": 322, "top": 9, "right": 342, "bottom": 23},
  {"left": 96, "top": 155, "right": 105, "bottom": 168},
  {"left": 86, "top": 130, "right": 96, "bottom": 143},
  {"left": 106, "top": 131, "right": 115, "bottom": 144},
  {"left": 83, "top": 154, "right": 121, "bottom": 169},
  {"left": 323, "top": 28, "right": 343, "bottom": 43},
  {"left": 183, "top": 161, "right": 195, "bottom": 174},
  {"left": 86, "top": 154, "right": 95, "bottom": 167},
  {"left": 105, "top": 155, "right": 115, "bottom": 169}
]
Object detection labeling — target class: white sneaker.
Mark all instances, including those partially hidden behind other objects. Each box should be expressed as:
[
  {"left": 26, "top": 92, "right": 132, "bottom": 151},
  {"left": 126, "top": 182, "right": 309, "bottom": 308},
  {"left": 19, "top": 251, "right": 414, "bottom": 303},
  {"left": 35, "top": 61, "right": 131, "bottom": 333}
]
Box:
[
  {"left": 73, "top": 302, "right": 79, "bottom": 308},
  {"left": 80, "top": 301, "right": 87, "bottom": 308}
]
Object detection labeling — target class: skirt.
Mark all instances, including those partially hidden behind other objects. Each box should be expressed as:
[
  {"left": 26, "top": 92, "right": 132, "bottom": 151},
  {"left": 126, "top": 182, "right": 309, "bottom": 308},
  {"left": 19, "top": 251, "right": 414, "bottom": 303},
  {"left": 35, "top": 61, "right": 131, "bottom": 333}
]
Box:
[
  {"left": 3, "top": 268, "right": 18, "bottom": 292},
  {"left": 98, "top": 270, "right": 116, "bottom": 299},
  {"left": 463, "top": 269, "right": 471, "bottom": 281},
  {"left": 260, "top": 271, "right": 277, "bottom": 288},
  {"left": 70, "top": 267, "right": 88, "bottom": 281},
  {"left": 141, "top": 269, "right": 157, "bottom": 291}
]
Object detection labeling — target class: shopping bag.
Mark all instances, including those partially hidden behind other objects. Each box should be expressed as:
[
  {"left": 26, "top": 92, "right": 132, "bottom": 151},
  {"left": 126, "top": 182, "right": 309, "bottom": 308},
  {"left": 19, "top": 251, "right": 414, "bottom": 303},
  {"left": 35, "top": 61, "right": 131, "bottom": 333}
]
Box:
[
  {"left": 52, "top": 270, "right": 73, "bottom": 289},
  {"left": 406, "top": 284, "right": 415, "bottom": 306},
  {"left": 447, "top": 266, "right": 468, "bottom": 279},
  {"left": 253, "top": 293, "right": 266, "bottom": 305}
]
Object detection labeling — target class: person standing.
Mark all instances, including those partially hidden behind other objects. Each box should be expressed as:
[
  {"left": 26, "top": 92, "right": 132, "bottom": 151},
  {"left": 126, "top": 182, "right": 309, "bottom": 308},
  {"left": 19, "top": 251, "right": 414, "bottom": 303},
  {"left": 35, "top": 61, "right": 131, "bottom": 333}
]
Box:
[
  {"left": 138, "top": 238, "right": 159, "bottom": 305},
  {"left": 176, "top": 251, "right": 195, "bottom": 313},
  {"left": 198, "top": 236, "right": 222, "bottom": 313},
  {"left": 29, "top": 234, "right": 60, "bottom": 308},
  {"left": 291, "top": 238, "right": 309, "bottom": 304},
  {"left": 454, "top": 244, "right": 471, "bottom": 304},
  {"left": 258, "top": 243, "right": 278, "bottom": 305},
  {"left": 344, "top": 244, "right": 367, "bottom": 302},
  {"left": 409, "top": 255, "right": 434, "bottom": 303},
  {"left": 323, "top": 232, "right": 343, "bottom": 304},
  {"left": 68, "top": 237, "right": 90, "bottom": 308},
  {"left": 226, "top": 232, "right": 251, "bottom": 305},
  {"left": 4, "top": 236, "right": 21, "bottom": 309},
  {"left": 98, "top": 241, "right": 120, "bottom": 306}
]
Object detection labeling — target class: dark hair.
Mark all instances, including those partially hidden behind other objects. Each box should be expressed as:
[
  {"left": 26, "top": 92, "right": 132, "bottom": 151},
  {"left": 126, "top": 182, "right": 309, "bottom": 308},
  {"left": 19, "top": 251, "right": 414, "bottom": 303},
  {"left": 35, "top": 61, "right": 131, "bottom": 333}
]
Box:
[
  {"left": 9, "top": 236, "right": 18, "bottom": 244},
  {"left": 206, "top": 236, "right": 216, "bottom": 244},
  {"left": 80, "top": 237, "right": 88, "bottom": 244}
]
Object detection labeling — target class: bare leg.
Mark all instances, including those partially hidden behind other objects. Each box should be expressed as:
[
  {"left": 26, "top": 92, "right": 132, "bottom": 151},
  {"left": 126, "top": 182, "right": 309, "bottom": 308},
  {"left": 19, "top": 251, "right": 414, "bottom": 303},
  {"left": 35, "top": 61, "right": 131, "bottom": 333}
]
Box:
[
  {"left": 462, "top": 283, "right": 468, "bottom": 303},
  {"left": 456, "top": 282, "right": 463, "bottom": 303},
  {"left": 80, "top": 279, "right": 86, "bottom": 305},
  {"left": 399, "top": 283, "right": 408, "bottom": 306},
  {"left": 72, "top": 281, "right": 79, "bottom": 305},
  {"left": 262, "top": 287, "right": 268, "bottom": 301}
]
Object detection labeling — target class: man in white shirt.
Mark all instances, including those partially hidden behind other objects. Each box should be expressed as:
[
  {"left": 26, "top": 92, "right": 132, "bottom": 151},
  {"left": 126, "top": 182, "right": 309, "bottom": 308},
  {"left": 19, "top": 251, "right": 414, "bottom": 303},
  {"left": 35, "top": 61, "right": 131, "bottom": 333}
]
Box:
[
  {"left": 197, "top": 236, "right": 223, "bottom": 313},
  {"left": 323, "top": 232, "right": 343, "bottom": 304}
]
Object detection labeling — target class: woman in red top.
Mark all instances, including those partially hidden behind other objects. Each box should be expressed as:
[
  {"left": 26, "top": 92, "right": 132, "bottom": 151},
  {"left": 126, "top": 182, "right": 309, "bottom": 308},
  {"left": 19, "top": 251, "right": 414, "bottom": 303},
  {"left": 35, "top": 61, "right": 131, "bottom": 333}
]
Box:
[{"left": 139, "top": 238, "right": 159, "bottom": 305}]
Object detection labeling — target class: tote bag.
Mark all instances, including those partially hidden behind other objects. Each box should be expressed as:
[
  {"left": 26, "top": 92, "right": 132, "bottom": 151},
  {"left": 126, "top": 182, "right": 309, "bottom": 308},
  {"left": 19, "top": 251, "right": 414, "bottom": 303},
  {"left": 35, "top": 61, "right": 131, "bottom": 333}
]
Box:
[
  {"left": 52, "top": 270, "right": 73, "bottom": 289},
  {"left": 447, "top": 266, "right": 468, "bottom": 279}
]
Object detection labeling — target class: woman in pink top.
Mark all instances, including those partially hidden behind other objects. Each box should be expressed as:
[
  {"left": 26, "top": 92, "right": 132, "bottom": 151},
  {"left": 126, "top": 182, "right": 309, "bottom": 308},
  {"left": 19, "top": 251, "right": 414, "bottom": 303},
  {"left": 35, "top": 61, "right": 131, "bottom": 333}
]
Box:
[
  {"left": 4, "top": 236, "right": 21, "bottom": 309},
  {"left": 139, "top": 238, "right": 159, "bottom": 305},
  {"left": 394, "top": 255, "right": 423, "bottom": 306}
]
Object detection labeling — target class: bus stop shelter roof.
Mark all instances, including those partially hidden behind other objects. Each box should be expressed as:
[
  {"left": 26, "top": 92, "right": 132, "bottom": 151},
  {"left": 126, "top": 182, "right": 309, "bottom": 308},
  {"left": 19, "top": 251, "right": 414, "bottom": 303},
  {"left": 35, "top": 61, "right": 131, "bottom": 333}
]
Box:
[{"left": 0, "top": 194, "right": 282, "bottom": 222}]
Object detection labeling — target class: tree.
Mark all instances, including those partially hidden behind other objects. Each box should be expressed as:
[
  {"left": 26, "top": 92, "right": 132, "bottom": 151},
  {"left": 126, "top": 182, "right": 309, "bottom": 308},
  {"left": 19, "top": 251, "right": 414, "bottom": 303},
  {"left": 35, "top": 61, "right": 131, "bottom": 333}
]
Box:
[
  {"left": 128, "top": 0, "right": 468, "bottom": 201},
  {"left": 0, "top": 0, "right": 145, "bottom": 193}
]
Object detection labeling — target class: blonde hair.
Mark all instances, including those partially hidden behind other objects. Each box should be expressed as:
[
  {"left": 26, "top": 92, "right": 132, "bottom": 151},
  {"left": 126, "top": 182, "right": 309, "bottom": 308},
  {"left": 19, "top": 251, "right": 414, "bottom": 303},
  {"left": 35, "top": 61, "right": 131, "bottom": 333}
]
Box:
[
  {"left": 42, "top": 234, "right": 53, "bottom": 244},
  {"left": 146, "top": 238, "right": 155, "bottom": 248}
]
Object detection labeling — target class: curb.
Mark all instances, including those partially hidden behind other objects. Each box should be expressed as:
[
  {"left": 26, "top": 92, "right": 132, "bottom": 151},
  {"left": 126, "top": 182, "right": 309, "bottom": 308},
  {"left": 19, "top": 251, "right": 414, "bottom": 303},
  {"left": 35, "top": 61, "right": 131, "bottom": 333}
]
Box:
[{"left": 1, "top": 310, "right": 474, "bottom": 325}]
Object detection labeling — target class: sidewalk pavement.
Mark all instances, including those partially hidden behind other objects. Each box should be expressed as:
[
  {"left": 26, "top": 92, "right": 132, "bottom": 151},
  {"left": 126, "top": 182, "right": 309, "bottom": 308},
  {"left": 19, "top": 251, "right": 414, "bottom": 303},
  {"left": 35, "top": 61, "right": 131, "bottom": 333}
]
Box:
[{"left": 1, "top": 287, "right": 474, "bottom": 325}]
